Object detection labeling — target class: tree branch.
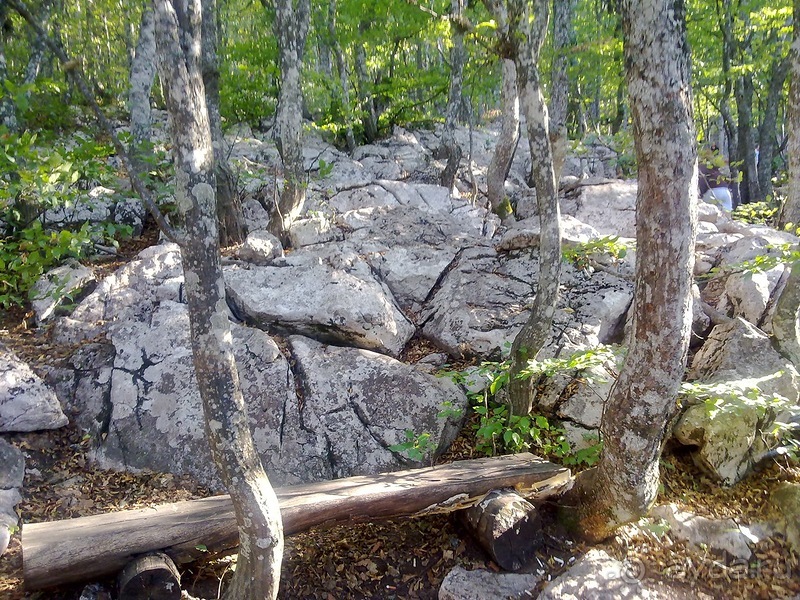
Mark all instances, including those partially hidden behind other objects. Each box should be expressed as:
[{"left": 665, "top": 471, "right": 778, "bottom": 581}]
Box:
[{"left": 6, "top": 0, "right": 185, "bottom": 246}]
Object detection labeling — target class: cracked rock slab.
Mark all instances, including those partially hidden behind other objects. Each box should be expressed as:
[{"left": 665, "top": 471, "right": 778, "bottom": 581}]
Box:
[{"left": 289, "top": 336, "right": 467, "bottom": 478}]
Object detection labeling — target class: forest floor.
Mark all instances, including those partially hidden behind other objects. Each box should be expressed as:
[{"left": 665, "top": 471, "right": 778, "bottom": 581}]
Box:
[{"left": 1, "top": 227, "right": 799, "bottom": 600}]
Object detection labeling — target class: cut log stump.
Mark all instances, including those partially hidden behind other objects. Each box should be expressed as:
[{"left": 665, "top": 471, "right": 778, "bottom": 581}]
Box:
[
  {"left": 23, "top": 453, "right": 570, "bottom": 590},
  {"left": 461, "top": 489, "right": 543, "bottom": 571},
  {"left": 117, "top": 552, "right": 181, "bottom": 600}
]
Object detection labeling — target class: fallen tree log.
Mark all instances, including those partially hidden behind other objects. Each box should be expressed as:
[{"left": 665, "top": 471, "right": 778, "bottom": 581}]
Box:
[{"left": 23, "top": 453, "right": 570, "bottom": 590}]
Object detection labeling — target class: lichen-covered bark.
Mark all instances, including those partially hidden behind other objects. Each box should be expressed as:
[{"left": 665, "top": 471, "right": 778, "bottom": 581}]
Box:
[
  {"left": 564, "top": 0, "right": 697, "bottom": 542},
  {"left": 486, "top": 59, "right": 519, "bottom": 218},
  {"left": 129, "top": 7, "right": 156, "bottom": 169},
  {"left": 484, "top": 0, "right": 561, "bottom": 417},
  {"left": 436, "top": 0, "right": 466, "bottom": 191},
  {"left": 268, "top": 0, "right": 310, "bottom": 246},
  {"left": 782, "top": 1, "right": 800, "bottom": 230},
  {"left": 153, "top": 1, "right": 283, "bottom": 597},
  {"left": 201, "top": 0, "right": 246, "bottom": 246}
]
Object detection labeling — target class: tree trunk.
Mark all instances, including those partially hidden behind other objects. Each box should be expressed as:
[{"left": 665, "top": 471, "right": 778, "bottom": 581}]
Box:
[
  {"left": 152, "top": 2, "right": 283, "bottom": 598},
  {"left": 783, "top": 0, "right": 800, "bottom": 230},
  {"left": 355, "top": 40, "right": 378, "bottom": 143},
  {"left": 773, "top": 260, "right": 800, "bottom": 368},
  {"left": 549, "top": 0, "right": 575, "bottom": 182},
  {"left": 758, "top": 54, "right": 790, "bottom": 203},
  {"left": 268, "top": 0, "right": 310, "bottom": 246},
  {"left": 22, "top": 0, "right": 51, "bottom": 85},
  {"left": 488, "top": 0, "right": 561, "bottom": 418},
  {"left": 486, "top": 58, "right": 519, "bottom": 219},
  {"left": 202, "top": 0, "right": 246, "bottom": 246},
  {"left": 129, "top": 7, "right": 156, "bottom": 160},
  {"left": 0, "top": 1, "right": 17, "bottom": 131},
  {"left": 327, "top": 0, "right": 355, "bottom": 152},
  {"left": 436, "top": 0, "right": 466, "bottom": 191},
  {"left": 563, "top": 0, "right": 696, "bottom": 542},
  {"left": 736, "top": 74, "right": 760, "bottom": 203},
  {"left": 717, "top": 0, "right": 740, "bottom": 208}
]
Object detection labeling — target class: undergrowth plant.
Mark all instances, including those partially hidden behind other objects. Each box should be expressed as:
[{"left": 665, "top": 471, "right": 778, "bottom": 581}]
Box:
[
  {"left": 562, "top": 236, "right": 631, "bottom": 272},
  {"left": 389, "top": 401, "right": 465, "bottom": 465}
]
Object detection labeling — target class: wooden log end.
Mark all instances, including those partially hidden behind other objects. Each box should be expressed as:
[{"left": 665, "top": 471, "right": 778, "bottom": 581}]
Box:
[{"left": 118, "top": 552, "right": 181, "bottom": 600}]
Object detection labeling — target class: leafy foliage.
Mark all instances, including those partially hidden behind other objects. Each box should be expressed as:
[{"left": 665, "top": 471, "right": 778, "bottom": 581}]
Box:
[{"left": 562, "top": 235, "right": 630, "bottom": 272}]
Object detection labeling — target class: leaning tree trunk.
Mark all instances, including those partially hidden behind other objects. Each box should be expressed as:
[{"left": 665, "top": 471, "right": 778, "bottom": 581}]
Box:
[
  {"left": 563, "top": 0, "right": 696, "bottom": 542},
  {"left": 268, "top": 0, "right": 310, "bottom": 246},
  {"left": 129, "top": 6, "right": 156, "bottom": 169},
  {"left": 486, "top": 58, "right": 519, "bottom": 219},
  {"left": 201, "top": 0, "right": 246, "bottom": 246},
  {"left": 783, "top": 0, "right": 800, "bottom": 230},
  {"left": 484, "top": 0, "right": 561, "bottom": 417},
  {"left": 436, "top": 0, "right": 466, "bottom": 191},
  {"left": 152, "top": 2, "right": 283, "bottom": 598}
]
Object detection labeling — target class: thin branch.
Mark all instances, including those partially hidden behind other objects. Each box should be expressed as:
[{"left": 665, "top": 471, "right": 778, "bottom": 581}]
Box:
[{"left": 7, "top": 0, "right": 185, "bottom": 246}]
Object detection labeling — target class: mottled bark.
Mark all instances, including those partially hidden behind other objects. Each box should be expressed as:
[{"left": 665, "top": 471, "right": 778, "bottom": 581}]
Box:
[
  {"left": 152, "top": 2, "right": 283, "bottom": 598},
  {"left": 129, "top": 7, "right": 156, "bottom": 159},
  {"left": 758, "top": 54, "right": 790, "bottom": 203},
  {"left": 327, "top": 0, "right": 355, "bottom": 152},
  {"left": 564, "top": 0, "right": 696, "bottom": 542},
  {"left": 484, "top": 0, "right": 561, "bottom": 417},
  {"left": 486, "top": 59, "right": 519, "bottom": 218},
  {"left": 22, "top": 0, "right": 51, "bottom": 85},
  {"left": 268, "top": 0, "right": 310, "bottom": 246},
  {"left": 202, "top": 0, "right": 246, "bottom": 246},
  {"left": 436, "top": 0, "right": 466, "bottom": 191},
  {"left": 549, "top": 0, "right": 575, "bottom": 182},
  {"left": 783, "top": 1, "right": 800, "bottom": 230}
]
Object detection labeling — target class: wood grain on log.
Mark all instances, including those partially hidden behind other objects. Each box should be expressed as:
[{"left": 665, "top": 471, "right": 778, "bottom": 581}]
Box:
[
  {"left": 117, "top": 552, "right": 181, "bottom": 600},
  {"left": 23, "top": 453, "right": 570, "bottom": 590}
]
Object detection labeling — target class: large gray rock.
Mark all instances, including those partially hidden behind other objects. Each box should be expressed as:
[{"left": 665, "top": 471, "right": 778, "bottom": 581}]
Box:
[
  {"left": 30, "top": 261, "right": 96, "bottom": 324},
  {"left": 225, "top": 250, "right": 415, "bottom": 357},
  {"left": 438, "top": 566, "right": 543, "bottom": 600},
  {"left": 721, "top": 265, "right": 785, "bottom": 332},
  {"left": 0, "top": 438, "right": 23, "bottom": 556},
  {"left": 562, "top": 180, "right": 638, "bottom": 238},
  {"left": 537, "top": 549, "right": 680, "bottom": 600},
  {"left": 43, "top": 185, "right": 148, "bottom": 236},
  {"left": 650, "top": 504, "right": 755, "bottom": 560},
  {"left": 673, "top": 318, "right": 800, "bottom": 484},
  {"left": 770, "top": 483, "right": 800, "bottom": 553},
  {"left": 0, "top": 344, "right": 68, "bottom": 432}
]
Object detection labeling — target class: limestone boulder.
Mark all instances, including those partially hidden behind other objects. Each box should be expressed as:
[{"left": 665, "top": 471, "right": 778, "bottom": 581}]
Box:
[
  {"left": 562, "top": 180, "right": 638, "bottom": 238},
  {"left": 438, "top": 567, "right": 542, "bottom": 600},
  {"left": 0, "top": 344, "right": 67, "bottom": 432},
  {"left": 30, "top": 261, "right": 96, "bottom": 324}
]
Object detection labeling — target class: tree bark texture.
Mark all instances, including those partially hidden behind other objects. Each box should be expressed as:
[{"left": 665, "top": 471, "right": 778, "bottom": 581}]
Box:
[
  {"left": 22, "top": 0, "right": 51, "bottom": 85},
  {"left": 564, "top": 0, "right": 697, "bottom": 543},
  {"left": 782, "top": 0, "right": 800, "bottom": 230},
  {"left": 152, "top": 2, "right": 283, "bottom": 598},
  {"left": 0, "top": 0, "right": 17, "bottom": 131},
  {"left": 436, "top": 0, "right": 466, "bottom": 191},
  {"left": 355, "top": 40, "right": 378, "bottom": 143},
  {"left": 758, "top": 54, "right": 790, "bottom": 203},
  {"left": 736, "top": 73, "right": 760, "bottom": 203},
  {"left": 201, "top": 0, "right": 246, "bottom": 246},
  {"left": 486, "top": 58, "right": 519, "bottom": 218},
  {"left": 773, "top": 259, "right": 800, "bottom": 368},
  {"left": 485, "top": 0, "right": 561, "bottom": 417},
  {"left": 129, "top": 7, "right": 156, "bottom": 159},
  {"left": 269, "top": 0, "right": 310, "bottom": 246}
]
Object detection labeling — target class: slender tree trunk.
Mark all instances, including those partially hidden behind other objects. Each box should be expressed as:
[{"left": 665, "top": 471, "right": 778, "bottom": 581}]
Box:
[
  {"left": 549, "top": 0, "right": 575, "bottom": 182},
  {"left": 758, "top": 54, "right": 790, "bottom": 203},
  {"left": 268, "top": 0, "right": 310, "bottom": 246},
  {"left": 718, "top": 0, "right": 740, "bottom": 207},
  {"left": 783, "top": 0, "right": 800, "bottom": 230},
  {"left": 486, "top": 58, "right": 519, "bottom": 219},
  {"left": 736, "top": 73, "right": 760, "bottom": 203},
  {"left": 202, "top": 0, "right": 246, "bottom": 246},
  {"left": 129, "top": 7, "right": 156, "bottom": 158},
  {"left": 484, "top": 0, "right": 561, "bottom": 417},
  {"left": 23, "top": 0, "right": 51, "bottom": 85},
  {"left": 436, "top": 0, "right": 466, "bottom": 191},
  {"left": 152, "top": 2, "right": 283, "bottom": 598},
  {"left": 0, "top": 0, "right": 17, "bottom": 131},
  {"left": 355, "top": 39, "right": 378, "bottom": 143},
  {"left": 564, "top": 0, "right": 696, "bottom": 542},
  {"left": 327, "top": 0, "right": 355, "bottom": 152}
]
